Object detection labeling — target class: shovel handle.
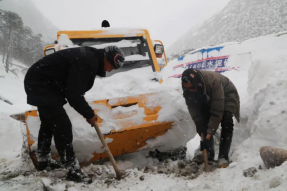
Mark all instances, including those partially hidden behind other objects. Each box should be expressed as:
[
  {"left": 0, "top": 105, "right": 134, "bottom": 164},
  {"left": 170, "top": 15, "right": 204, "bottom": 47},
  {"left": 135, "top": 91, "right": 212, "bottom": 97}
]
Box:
[
  {"left": 93, "top": 122, "right": 122, "bottom": 180},
  {"left": 201, "top": 133, "right": 209, "bottom": 172}
]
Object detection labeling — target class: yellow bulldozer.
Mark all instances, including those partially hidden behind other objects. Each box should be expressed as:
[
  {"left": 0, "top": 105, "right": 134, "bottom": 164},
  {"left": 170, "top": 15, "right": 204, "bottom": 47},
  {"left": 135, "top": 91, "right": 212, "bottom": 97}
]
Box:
[{"left": 11, "top": 28, "right": 187, "bottom": 167}]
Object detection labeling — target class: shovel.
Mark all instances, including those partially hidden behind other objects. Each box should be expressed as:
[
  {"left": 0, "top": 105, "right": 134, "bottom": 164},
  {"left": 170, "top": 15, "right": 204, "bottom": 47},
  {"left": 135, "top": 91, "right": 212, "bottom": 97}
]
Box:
[
  {"left": 93, "top": 122, "right": 123, "bottom": 180},
  {"left": 201, "top": 133, "right": 209, "bottom": 172}
]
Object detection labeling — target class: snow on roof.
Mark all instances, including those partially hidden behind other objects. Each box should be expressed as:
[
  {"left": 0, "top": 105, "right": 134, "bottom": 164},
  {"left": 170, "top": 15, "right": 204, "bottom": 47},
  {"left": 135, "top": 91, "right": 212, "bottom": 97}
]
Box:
[
  {"left": 93, "top": 28, "right": 146, "bottom": 37},
  {"left": 58, "top": 34, "right": 73, "bottom": 46}
]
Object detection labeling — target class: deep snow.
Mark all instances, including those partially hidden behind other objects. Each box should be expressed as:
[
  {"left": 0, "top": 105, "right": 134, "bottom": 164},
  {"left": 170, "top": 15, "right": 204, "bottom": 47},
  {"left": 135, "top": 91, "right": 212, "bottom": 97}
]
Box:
[{"left": 1, "top": 32, "right": 287, "bottom": 190}]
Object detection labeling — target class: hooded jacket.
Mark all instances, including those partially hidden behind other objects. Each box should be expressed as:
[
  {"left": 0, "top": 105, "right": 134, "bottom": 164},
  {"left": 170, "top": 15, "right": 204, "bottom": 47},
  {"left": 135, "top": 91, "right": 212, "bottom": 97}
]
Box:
[
  {"left": 183, "top": 70, "right": 240, "bottom": 135},
  {"left": 24, "top": 47, "right": 106, "bottom": 119}
]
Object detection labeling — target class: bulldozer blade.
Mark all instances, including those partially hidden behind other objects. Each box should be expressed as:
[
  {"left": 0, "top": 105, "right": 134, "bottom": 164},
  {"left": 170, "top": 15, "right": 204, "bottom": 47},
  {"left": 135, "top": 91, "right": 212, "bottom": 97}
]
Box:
[{"left": 15, "top": 92, "right": 176, "bottom": 165}]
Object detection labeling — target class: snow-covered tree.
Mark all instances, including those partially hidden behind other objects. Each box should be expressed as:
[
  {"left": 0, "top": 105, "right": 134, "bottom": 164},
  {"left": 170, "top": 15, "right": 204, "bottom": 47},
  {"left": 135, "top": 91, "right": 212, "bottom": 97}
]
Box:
[{"left": 0, "top": 9, "right": 45, "bottom": 71}]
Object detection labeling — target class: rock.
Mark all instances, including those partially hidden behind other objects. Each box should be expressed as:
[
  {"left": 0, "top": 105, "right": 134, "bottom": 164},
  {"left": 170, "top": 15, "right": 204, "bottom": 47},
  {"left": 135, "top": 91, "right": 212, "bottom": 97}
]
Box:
[
  {"left": 171, "top": 156, "right": 178, "bottom": 161},
  {"left": 192, "top": 150, "right": 204, "bottom": 164},
  {"left": 143, "top": 166, "right": 151, "bottom": 173},
  {"left": 179, "top": 164, "right": 199, "bottom": 177},
  {"left": 107, "top": 173, "right": 115, "bottom": 179},
  {"left": 143, "top": 166, "right": 157, "bottom": 173},
  {"left": 164, "top": 159, "right": 172, "bottom": 164},
  {"left": 188, "top": 165, "right": 199, "bottom": 174},
  {"left": 179, "top": 169, "right": 188, "bottom": 176},
  {"left": 269, "top": 177, "right": 281, "bottom": 188},
  {"left": 137, "top": 166, "right": 145, "bottom": 171},
  {"left": 88, "top": 173, "right": 94, "bottom": 178},
  {"left": 148, "top": 147, "right": 187, "bottom": 162},
  {"left": 177, "top": 161, "right": 186, "bottom": 169},
  {"left": 157, "top": 168, "right": 165, "bottom": 174},
  {"left": 104, "top": 179, "right": 114, "bottom": 185},
  {"left": 260, "top": 146, "right": 287, "bottom": 168},
  {"left": 139, "top": 175, "right": 144, "bottom": 181},
  {"left": 243, "top": 167, "right": 257, "bottom": 177},
  {"left": 96, "top": 168, "right": 103, "bottom": 175},
  {"left": 190, "top": 173, "right": 198, "bottom": 179},
  {"left": 23, "top": 171, "right": 32, "bottom": 176}
]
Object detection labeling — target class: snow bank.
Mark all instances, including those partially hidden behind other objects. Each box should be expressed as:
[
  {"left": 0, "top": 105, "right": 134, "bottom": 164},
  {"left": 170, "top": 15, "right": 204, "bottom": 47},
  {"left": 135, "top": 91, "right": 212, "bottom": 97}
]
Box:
[
  {"left": 145, "top": 32, "right": 287, "bottom": 191},
  {"left": 161, "top": 32, "right": 287, "bottom": 160},
  {"left": 231, "top": 47, "right": 287, "bottom": 161},
  {"left": 221, "top": 34, "right": 287, "bottom": 190},
  {"left": 0, "top": 113, "right": 22, "bottom": 158}
]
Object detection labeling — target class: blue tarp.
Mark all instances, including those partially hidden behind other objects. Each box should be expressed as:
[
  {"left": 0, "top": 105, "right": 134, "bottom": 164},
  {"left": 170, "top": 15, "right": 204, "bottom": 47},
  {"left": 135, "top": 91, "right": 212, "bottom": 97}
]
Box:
[
  {"left": 198, "top": 46, "right": 224, "bottom": 54},
  {"left": 178, "top": 56, "right": 184, "bottom": 61}
]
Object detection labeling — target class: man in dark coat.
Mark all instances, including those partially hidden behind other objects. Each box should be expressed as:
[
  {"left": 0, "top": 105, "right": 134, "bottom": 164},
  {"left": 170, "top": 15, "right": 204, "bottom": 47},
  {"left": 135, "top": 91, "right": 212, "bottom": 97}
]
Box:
[
  {"left": 181, "top": 69, "right": 240, "bottom": 168},
  {"left": 24, "top": 46, "right": 125, "bottom": 182}
]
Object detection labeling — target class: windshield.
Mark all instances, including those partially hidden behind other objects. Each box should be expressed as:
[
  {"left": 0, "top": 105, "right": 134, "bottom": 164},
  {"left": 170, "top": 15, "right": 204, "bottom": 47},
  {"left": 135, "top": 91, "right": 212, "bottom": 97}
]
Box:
[{"left": 70, "top": 37, "right": 155, "bottom": 77}]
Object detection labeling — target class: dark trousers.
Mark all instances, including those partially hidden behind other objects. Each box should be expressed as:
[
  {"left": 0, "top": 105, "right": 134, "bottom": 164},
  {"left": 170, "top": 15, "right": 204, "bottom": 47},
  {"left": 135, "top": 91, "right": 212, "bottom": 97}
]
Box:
[
  {"left": 196, "top": 111, "right": 234, "bottom": 160},
  {"left": 37, "top": 105, "right": 75, "bottom": 164}
]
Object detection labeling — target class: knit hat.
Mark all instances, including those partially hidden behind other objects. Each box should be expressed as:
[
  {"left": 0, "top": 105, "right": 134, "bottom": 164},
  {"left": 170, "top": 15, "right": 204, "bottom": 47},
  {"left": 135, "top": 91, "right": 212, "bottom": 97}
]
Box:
[
  {"left": 104, "top": 46, "right": 125, "bottom": 69},
  {"left": 181, "top": 69, "right": 203, "bottom": 92}
]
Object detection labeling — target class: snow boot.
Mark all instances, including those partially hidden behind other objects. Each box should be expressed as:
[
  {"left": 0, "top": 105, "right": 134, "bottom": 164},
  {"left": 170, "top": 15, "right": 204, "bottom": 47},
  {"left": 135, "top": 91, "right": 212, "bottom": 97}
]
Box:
[
  {"left": 66, "top": 168, "right": 92, "bottom": 184},
  {"left": 207, "top": 136, "right": 215, "bottom": 162},
  {"left": 36, "top": 153, "right": 62, "bottom": 171},
  {"left": 218, "top": 111, "right": 234, "bottom": 165},
  {"left": 218, "top": 131, "right": 233, "bottom": 161},
  {"left": 37, "top": 158, "right": 63, "bottom": 171},
  {"left": 217, "top": 131, "right": 233, "bottom": 168},
  {"left": 66, "top": 159, "right": 92, "bottom": 184},
  {"left": 217, "top": 158, "right": 229, "bottom": 168}
]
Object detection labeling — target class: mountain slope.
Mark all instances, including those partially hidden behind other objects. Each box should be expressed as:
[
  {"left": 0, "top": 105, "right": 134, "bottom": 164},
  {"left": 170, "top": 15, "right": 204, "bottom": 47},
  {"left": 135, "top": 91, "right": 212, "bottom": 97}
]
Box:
[
  {"left": 168, "top": 0, "right": 287, "bottom": 55},
  {"left": 0, "top": 0, "right": 58, "bottom": 43}
]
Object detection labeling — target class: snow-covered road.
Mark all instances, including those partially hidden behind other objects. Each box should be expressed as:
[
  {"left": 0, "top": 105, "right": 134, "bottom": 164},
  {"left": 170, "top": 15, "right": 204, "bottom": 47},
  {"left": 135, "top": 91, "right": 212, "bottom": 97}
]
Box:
[{"left": 1, "top": 32, "right": 287, "bottom": 191}]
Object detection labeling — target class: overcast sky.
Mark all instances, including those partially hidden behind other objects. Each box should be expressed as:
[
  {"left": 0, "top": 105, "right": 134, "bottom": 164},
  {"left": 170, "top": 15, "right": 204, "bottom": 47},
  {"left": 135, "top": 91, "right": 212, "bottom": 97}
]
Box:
[{"left": 31, "top": 0, "right": 231, "bottom": 48}]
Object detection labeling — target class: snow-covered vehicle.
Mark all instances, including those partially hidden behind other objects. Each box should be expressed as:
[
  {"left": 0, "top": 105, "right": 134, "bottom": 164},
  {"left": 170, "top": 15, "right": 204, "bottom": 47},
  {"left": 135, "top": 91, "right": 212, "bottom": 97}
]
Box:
[{"left": 11, "top": 28, "right": 190, "bottom": 166}]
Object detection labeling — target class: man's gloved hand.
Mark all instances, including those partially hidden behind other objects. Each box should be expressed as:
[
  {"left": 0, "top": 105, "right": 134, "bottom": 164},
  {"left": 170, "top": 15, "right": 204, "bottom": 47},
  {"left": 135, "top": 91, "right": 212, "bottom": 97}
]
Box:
[
  {"left": 86, "top": 114, "right": 98, "bottom": 127},
  {"left": 200, "top": 138, "right": 212, "bottom": 152}
]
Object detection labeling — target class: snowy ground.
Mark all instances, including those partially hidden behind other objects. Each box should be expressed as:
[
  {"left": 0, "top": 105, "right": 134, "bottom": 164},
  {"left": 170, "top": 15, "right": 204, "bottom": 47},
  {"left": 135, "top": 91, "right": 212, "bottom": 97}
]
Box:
[{"left": 1, "top": 32, "right": 287, "bottom": 190}]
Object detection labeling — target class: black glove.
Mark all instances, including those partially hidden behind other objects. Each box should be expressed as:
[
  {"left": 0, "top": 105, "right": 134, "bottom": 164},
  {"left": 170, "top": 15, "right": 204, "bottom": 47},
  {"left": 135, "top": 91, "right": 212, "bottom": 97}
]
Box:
[
  {"left": 86, "top": 114, "right": 98, "bottom": 127},
  {"left": 200, "top": 138, "right": 212, "bottom": 152}
]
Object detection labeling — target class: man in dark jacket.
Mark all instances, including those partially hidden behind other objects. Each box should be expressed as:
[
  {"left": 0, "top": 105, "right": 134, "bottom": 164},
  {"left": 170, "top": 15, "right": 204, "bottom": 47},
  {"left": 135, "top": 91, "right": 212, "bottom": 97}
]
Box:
[
  {"left": 24, "top": 46, "right": 125, "bottom": 182},
  {"left": 181, "top": 69, "right": 240, "bottom": 168}
]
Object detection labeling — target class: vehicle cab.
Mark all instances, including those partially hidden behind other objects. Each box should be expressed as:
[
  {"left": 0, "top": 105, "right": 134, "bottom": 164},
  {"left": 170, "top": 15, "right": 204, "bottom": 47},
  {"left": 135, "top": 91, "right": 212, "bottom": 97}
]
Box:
[{"left": 43, "top": 29, "right": 168, "bottom": 77}]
